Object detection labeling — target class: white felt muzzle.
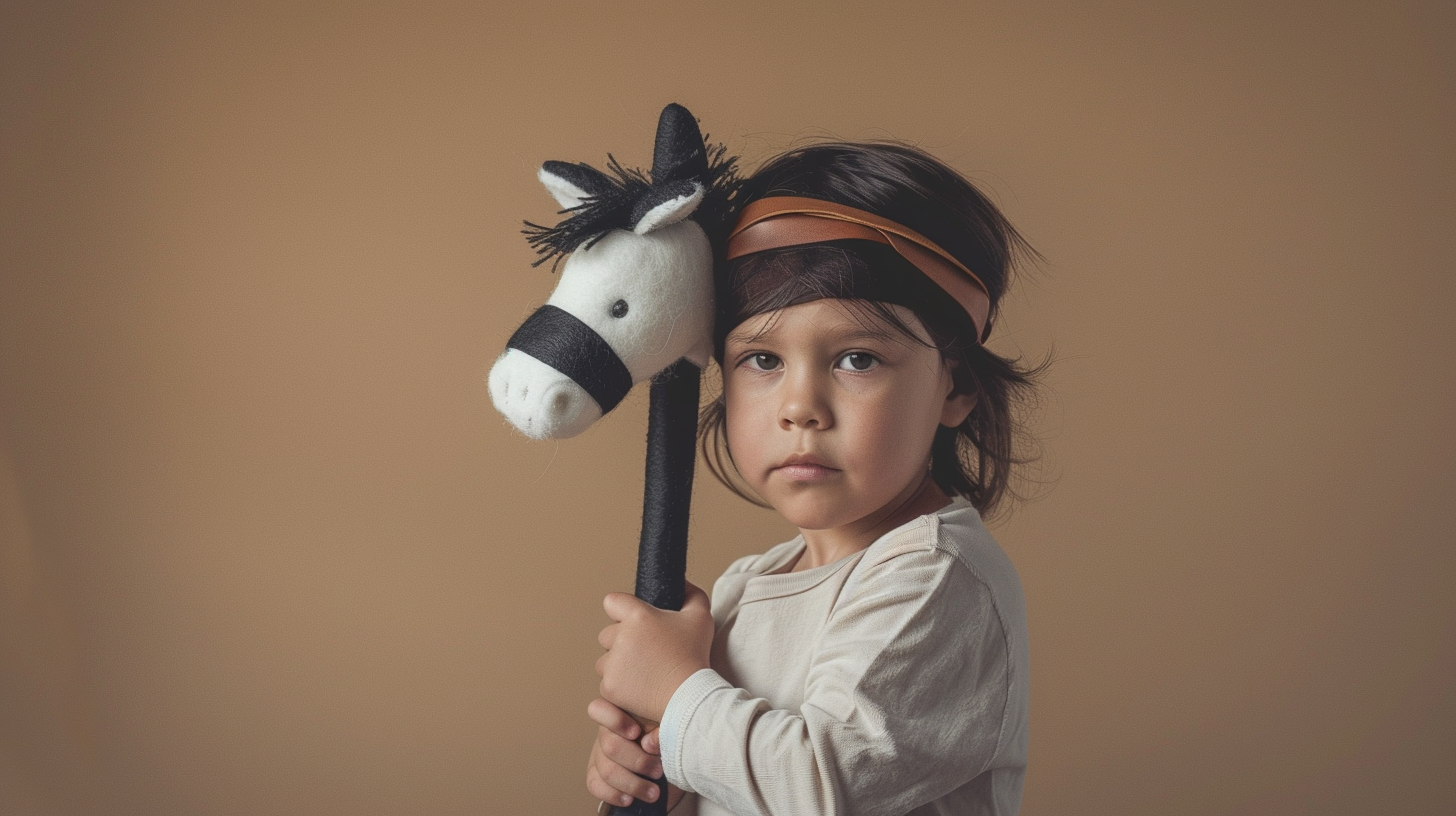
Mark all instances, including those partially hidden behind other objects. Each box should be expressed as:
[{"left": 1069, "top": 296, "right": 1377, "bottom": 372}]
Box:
[{"left": 488, "top": 349, "right": 603, "bottom": 440}]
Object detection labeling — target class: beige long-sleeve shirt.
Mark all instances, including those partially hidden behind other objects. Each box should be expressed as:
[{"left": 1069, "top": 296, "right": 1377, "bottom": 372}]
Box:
[{"left": 659, "top": 498, "right": 1029, "bottom": 816}]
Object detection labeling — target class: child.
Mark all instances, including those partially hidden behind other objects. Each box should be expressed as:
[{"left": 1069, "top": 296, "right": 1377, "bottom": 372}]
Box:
[{"left": 586, "top": 142, "right": 1039, "bottom": 816}]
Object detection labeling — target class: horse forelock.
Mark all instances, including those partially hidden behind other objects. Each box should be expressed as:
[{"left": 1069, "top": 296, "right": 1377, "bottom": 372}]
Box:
[{"left": 523, "top": 142, "right": 741, "bottom": 272}]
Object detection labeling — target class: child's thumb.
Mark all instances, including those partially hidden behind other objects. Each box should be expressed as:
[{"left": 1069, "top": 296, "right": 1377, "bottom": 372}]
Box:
[
  {"left": 682, "top": 581, "right": 710, "bottom": 610},
  {"left": 641, "top": 728, "right": 662, "bottom": 755}
]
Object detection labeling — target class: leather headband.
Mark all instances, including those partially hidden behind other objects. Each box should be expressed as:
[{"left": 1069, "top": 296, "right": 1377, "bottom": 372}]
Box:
[{"left": 726, "top": 196, "right": 992, "bottom": 341}]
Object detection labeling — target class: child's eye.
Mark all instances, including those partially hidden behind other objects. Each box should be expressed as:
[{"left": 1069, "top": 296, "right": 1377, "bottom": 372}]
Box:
[
  {"left": 741, "top": 352, "right": 782, "bottom": 371},
  {"left": 836, "top": 352, "right": 880, "bottom": 372}
]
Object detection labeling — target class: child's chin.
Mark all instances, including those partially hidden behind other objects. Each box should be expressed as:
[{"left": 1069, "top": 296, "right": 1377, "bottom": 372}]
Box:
[{"left": 769, "top": 498, "right": 860, "bottom": 534}]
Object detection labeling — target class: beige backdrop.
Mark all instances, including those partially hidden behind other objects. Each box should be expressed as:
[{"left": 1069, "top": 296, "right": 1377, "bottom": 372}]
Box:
[{"left": 2, "top": 1, "right": 1453, "bottom": 814}]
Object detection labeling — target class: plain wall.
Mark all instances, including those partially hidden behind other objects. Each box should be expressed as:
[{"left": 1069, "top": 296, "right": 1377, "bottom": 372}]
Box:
[{"left": 2, "top": 1, "right": 1452, "bottom": 813}]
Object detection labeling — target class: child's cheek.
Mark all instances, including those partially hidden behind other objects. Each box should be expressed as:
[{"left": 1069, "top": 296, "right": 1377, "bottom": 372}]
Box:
[
  {"left": 723, "top": 383, "right": 774, "bottom": 468},
  {"left": 861, "top": 381, "right": 942, "bottom": 470}
]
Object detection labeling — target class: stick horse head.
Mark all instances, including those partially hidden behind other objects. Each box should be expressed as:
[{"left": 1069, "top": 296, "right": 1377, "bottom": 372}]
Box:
[
  {"left": 489, "top": 103, "right": 736, "bottom": 744},
  {"left": 490, "top": 103, "right": 736, "bottom": 439}
]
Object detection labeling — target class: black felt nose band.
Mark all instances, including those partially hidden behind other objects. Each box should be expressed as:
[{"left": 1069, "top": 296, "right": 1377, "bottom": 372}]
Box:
[{"left": 506, "top": 304, "right": 634, "bottom": 415}]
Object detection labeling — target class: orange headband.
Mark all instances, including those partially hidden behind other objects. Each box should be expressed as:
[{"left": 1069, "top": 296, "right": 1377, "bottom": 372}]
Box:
[{"left": 726, "top": 195, "right": 992, "bottom": 342}]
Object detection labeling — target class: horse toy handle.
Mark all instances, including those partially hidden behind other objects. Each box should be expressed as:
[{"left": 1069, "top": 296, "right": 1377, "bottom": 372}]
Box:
[
  {"left": 634, "top": 360, "right": 700, "bottom": 614},
  {"left": 615, "top": 359, "right": 700, "bottom": 815}
]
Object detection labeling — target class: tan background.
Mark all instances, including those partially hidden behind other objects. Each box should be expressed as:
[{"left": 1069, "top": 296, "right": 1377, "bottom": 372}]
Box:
[{"left": 2, "top": 1, "right": 1453, "bottom": 813}]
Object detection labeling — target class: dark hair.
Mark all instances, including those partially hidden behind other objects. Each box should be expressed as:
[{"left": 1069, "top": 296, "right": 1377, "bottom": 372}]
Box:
[{"left": 699, "top": 141, "right": 1045, "bottom": 519}]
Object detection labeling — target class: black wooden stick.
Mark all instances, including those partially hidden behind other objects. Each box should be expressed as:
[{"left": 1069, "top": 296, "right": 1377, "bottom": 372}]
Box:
[
  {"left": 633, "top": 359, "right": 699, "bottom": 611},
  {"left": 613, "top": 358, "right": 700, "bottom": 816}
]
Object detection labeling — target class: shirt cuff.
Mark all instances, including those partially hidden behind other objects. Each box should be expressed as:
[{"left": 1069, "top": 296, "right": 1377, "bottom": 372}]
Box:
[{"left": 658, "top": 667, "right": 732, "bottom": 790}]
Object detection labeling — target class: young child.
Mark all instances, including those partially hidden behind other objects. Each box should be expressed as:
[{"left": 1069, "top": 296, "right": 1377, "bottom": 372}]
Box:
[{"left": 586, "top": 142, "right": 1039, "bottom": 816}]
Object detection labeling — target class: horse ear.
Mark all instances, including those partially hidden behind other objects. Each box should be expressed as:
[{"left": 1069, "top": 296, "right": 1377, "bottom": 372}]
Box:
[
  {"left": 630, "top": 181, "right": 704, "bottom": 235},
  {"left": 539, "top": 161, "right": 612, "bottom": 209},
  {"left": 651, "top": 103, "right": 709, "bottom": 185}
]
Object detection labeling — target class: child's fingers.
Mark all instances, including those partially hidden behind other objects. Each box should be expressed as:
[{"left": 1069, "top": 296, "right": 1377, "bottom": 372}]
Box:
[
  {"left": 587, "top": 764, "right": 658, "bottom": 809},
  {"left": 588, "top": 758, "right": 649, "bottom": 809},
  {"left": 588, "top": 740, "right": 661, "bottom": 806},
  {"left": 597, "top": 622, "right": 618, "bottom": 650},
  {"left": 641, "top": 728, "right": 661, "bottom": 756},
  {"left": 597, "top": 727, "right": 663, "bottom": 778},
  {"left": 586, "top": 697, "right": 640, "bottom": 741}
]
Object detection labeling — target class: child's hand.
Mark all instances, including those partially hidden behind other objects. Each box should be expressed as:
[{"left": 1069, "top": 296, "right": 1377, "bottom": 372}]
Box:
[
  {"left": 585, "top": 697, "right": 684, "bottom": 810},
  {"left": 596, "top": 581, "right": 713, "bottom": 723}
]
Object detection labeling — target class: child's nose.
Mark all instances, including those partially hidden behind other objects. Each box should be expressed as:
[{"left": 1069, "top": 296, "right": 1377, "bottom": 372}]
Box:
[{"left": 778, "top": 372, "right": 832, "bottom": 430}]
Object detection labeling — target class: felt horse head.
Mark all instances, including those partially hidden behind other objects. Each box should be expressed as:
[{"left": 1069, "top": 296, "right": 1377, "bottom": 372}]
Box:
[{"left": 489, "top": 104, "right": 737, "bottom": 439}]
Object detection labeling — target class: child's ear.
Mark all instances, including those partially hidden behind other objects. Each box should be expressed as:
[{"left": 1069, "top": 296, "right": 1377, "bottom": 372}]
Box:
[
  {"left": 940, "top": 390, "right": 978, "bottom": 428},
  {"left": 939, "top": 360, "right": 978, "bottom": 427}
]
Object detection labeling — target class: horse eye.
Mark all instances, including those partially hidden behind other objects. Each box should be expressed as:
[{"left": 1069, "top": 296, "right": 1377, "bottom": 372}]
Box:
[{"left": 610, "top": 299, "right": 629, "bottom": 318}]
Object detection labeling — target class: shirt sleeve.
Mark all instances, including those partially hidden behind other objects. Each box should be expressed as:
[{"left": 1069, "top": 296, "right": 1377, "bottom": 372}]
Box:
[{"left": 657, "top": 544, "right": 1014, "bottom": 816}]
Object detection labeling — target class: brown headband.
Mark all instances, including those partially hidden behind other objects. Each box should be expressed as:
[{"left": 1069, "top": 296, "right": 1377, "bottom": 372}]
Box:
[{"left": 726, "top": 195, "right": 992, "bottom": 342}]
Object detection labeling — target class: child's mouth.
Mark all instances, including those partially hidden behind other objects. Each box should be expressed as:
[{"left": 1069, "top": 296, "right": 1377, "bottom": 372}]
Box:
[{"left": 773, "top": 455, "right": 838, "bottom": 481}]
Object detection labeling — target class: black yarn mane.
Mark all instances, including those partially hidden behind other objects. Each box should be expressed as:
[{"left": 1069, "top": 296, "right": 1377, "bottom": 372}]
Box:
[
  {"left": 695, "top": 140, "right": 745, "bottom": 255},
  {"left": 523, "top": 140, "right": 741, "bottom": 271}
]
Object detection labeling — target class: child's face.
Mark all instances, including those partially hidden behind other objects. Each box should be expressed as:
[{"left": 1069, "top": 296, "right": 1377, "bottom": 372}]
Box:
[{"left": 723, "top": 299, "right": 976, "bottom": 535}]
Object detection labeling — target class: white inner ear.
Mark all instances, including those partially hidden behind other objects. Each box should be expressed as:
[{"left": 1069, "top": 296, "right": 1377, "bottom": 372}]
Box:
[
  {"left": 632, "top": 184, "right": 704, "bottom": 235},
  {"left": 539, "top": 167, "right": 592, "bottom": 209}
]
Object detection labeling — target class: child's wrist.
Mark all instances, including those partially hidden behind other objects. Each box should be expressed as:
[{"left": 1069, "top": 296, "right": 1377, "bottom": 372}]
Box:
[{"left": 649, "top": 660, "right": 708, "bottom": 722}]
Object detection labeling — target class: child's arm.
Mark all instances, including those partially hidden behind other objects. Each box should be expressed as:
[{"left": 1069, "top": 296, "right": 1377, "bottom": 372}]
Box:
[{"left": 654, "top": 547, "right": 1026, "bottom": 816}]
